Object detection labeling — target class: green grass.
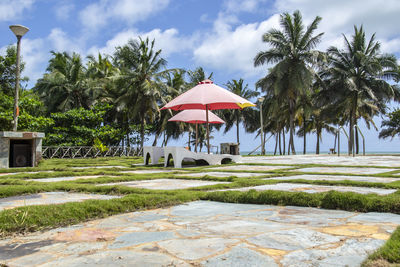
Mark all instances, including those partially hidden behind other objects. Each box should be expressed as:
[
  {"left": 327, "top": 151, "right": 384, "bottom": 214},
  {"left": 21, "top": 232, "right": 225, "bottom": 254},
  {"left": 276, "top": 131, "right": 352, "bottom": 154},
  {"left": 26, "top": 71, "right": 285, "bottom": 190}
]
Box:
[
  {"left": 1, "top": 156, "right": 400, "bottom": 264},
  {"left": 0, "top": 191, "right": 203, "bottom": 237},
  {"left": 362, "top": 226, "right": 400, "bottom": 266},
  {"left": 203, "top": 190, "right": 400, "bottom": 213}
]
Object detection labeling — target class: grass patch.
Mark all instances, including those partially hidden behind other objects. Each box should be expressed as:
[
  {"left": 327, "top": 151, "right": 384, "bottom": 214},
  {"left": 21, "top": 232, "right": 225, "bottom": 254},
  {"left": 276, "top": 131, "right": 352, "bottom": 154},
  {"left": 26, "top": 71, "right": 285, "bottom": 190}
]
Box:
[
  {"left": 362, "top": 226, "right": 400, "bottom": 266},
  {"left": 0, "top": 191, "right": 203, "bottom": 238},
  {"left": 203, "top": 190, "right": 400, "bottom": 214}
]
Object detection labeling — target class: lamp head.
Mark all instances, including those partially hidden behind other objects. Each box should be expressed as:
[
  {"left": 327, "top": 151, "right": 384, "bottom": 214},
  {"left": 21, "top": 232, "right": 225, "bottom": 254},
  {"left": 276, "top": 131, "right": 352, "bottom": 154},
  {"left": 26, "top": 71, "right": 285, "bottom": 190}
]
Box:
[
  {"left": 258, "top": 97, "right": 265, "bottom": 102},
  {"left": 9, "top": 25, "right": 29, "bottom": 37}
]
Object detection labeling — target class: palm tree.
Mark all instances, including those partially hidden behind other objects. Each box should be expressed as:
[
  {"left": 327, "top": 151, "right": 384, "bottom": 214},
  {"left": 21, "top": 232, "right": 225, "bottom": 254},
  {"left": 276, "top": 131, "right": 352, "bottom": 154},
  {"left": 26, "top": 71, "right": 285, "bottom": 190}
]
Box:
[
  {"left": 254, "top": 10, "right": 324, "bottom": 154},
  {"left": 114, "top": 37, "right": 168, "bottom": 151},
  {"left": 379, "top": 109, "right": 400, "bottom": 140},
  {"left": 222, "top": 79, "right": 259, "bottom": 145},
  {"left": 297, "top": 108, "right": 336, "bottom": 154},
  {"left": 152, "top": 70, "right": 187, "bottom": 146},
  {"left": 187, "top": 67, "right": 212, "bottom": 87},
  {"left": 34, "top": 51, "right": 92, "bottom": 113},
  {"left": 325, "top": 26, "right": 399, "bottom": 154}
]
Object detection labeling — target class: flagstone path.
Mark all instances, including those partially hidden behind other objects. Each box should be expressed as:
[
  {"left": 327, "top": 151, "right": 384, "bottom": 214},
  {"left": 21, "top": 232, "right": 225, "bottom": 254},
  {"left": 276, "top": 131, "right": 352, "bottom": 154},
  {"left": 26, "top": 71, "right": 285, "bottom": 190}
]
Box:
[
  {"left": 97, "top": 179, "right": 230, "bottom": 190},
  {"left": 0, "top": 192, "right": 120, "bottom": 211},
  {"left": 296, "top": 166, "right": 396, "bottom": 175},
  {"left": 218, "top": 183, "right": 397, "bottom": 195},
  {"left": 266, "top": 174, "right": 399, "bottom": 183},
  {"left": 1, "top": 201, "right": 399, "bottom": 267},
  {"left": 176, "top": 172, "right": 266, "bottom": 178}
]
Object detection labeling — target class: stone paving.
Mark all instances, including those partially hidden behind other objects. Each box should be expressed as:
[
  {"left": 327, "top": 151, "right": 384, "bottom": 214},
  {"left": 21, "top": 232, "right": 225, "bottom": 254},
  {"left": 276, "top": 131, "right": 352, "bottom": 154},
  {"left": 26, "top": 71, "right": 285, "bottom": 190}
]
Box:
[
  {"left": 120, "top": 169, "right": 186, "bottom": 174},
  {"left": 97, "top": 179, "right": 230, "bottom": 190},
  {"left": 28, "top": 176, "right": 107, "bottom": 183},
  {"left": 0, "top": 192, "right": 120, "bottom": 211},
  {"left": 241, "top": 154, "right": 400, "bottom": 167},
  {"left": 177, "top": 172, "right": 266, "bottom": 178},
  {"left": 296, "top": 166, "right": 396, "bottom": 175},
  {"left": 208, "top": 165, "right": 293, "bottom": 171},
  {"left": 71, "top": 166, "right": 128, "bottom": 169},
  {"left": 2, "top": 155, "right": 400, "bottom": 266},
  {"left": 1, "top": 201, "right": 400, "bottom": 267},
  {"left": 219, "top": 183, "right": 397, "bottom": 195},
  {"left": 266, "top": 174, "right": 400, "bottom": 183}
]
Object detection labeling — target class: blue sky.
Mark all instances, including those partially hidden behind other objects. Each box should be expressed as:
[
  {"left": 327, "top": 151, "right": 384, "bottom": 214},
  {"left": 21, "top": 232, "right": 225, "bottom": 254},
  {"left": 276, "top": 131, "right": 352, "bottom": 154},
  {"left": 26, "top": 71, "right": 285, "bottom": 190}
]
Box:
[{"left": 1, "top": 0, "right": 400, "bottom": 153}]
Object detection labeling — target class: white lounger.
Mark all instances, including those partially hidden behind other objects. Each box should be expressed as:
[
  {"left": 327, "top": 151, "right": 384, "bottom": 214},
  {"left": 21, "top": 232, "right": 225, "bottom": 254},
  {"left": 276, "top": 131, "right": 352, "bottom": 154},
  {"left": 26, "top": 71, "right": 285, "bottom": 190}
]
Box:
[
  {"left": 163, "top": 146, "right": 242, "bottom": 168},
  {"left": 143, "top": 146, "right": 164, "bottom": 165}
]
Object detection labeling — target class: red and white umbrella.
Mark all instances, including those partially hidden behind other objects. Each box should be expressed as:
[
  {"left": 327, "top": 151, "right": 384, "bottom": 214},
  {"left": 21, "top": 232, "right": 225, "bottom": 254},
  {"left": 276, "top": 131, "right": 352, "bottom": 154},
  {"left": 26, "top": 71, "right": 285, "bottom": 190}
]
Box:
[
  {"left": 162, "top": 79, "right": 255, "bottom": 153},
  {"left": 168, "top": 109, "right": 225, "bottom": 152}
]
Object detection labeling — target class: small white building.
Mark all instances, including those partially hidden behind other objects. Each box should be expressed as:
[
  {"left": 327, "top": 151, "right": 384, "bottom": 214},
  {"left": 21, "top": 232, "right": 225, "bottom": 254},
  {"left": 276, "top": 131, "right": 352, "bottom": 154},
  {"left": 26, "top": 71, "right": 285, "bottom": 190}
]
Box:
[{"left": 0, "top": 131, "right": 45, "bottom": 168}]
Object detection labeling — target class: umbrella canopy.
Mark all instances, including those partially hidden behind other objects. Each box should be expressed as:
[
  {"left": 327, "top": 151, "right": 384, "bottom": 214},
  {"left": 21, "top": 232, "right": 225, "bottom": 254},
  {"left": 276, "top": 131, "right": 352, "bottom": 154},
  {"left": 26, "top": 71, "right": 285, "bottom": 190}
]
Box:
[
  {"left": 168, "top": 110, "right": 224, "bottom": 152},
  {"left": 168, "top": 110, "right": 224, "bottom": 124},
  {"left": 161, "top": 80, "right": 255, "bottom": 111},
  {"left": 161, "top": 79, "right": 255, "bottom": 154}
]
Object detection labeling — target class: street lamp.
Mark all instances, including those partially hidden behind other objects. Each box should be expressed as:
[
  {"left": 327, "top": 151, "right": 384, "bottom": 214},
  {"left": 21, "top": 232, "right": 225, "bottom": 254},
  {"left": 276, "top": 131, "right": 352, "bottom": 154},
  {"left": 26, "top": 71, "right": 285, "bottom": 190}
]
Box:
[
  {"left": 9, "top": 24, "right": 29, "bottom": 132},
  {"left": 258, "top": 97, "right": 265, "bottom": 155}
]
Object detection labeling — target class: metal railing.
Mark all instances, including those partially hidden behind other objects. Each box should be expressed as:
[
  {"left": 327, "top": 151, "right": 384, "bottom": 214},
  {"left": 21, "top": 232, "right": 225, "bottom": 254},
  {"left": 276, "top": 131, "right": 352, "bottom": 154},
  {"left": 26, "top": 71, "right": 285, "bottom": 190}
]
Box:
[{"left": 42, "top": 146, "right": 142, "bottom": 159}]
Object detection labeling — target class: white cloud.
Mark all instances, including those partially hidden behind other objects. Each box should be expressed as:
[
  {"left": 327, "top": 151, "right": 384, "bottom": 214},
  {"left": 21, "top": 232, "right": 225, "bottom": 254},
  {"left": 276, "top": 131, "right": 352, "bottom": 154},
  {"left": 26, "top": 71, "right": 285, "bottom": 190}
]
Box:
[
  {"left": 380, "top": 38, "right": 400, "bottom": 54},
  {"left": 79, "top": 0, "right": 170, "bottom": 30},
  {"left": 1, "top": 28, "right": 86, "bottom": 87},
  {"left": 12, "top": 38, "right": 47, "bottom": 85},
  {"left": 54, "top": 2, "right": 74, "bottom": 21},
  {"left": 193, "top": 14, "right": 280, "bottom": 78},
  {"left": 88, "top": 28, "right": 195, "bottom": 58},
  {"left": 48, "top": 28, "right": 83, "bottom": 54},
  {"left": 274, "top": 0, "right": 400, "bottom": 50},
  {"left": 0, "top": 0, "right": 34, "bottom": 21},
  {"left": 224, "top": 0, "right": 268, "bottom": 13},
  {"left": 191, "top": 0, "right": 400, "bottom": 79}
]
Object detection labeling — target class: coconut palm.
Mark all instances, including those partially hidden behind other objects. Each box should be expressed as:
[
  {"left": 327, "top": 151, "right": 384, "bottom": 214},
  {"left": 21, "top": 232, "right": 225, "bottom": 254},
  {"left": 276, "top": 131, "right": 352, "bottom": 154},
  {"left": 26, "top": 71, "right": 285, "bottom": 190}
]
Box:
[
  {"left": 187, "top": 67, "right": 212, "bottom": 87},
  {"left": 325, "top": 26, "right": 399, "bottom": 154},
  {"left": 34, "top": 51, "right": 92, "bottom": 113},
  {"left": 254, "top": 10, "right": 324, "bottom": 154},
  {"left": 152, "top": 69, "right": 187, "bottom": 146},
  {"left": 114, "top": 37, "right": 168, "bottom": 151},
  {"left": 379, "top": 109, "right": 400, "bottom": 140},
  {"left": 222, "top": 79, "right": 259, "bottom": 145}
]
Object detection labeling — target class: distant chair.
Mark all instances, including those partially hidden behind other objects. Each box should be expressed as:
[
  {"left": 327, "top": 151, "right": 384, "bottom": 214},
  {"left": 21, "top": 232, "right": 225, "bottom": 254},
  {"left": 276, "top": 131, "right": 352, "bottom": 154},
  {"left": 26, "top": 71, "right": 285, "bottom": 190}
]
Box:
[
  {"left": 163, "top": 146, "right": 242, "bottom": 168},
  {"left": 143, "top": 147, "right": 164, "bottom": 165}
]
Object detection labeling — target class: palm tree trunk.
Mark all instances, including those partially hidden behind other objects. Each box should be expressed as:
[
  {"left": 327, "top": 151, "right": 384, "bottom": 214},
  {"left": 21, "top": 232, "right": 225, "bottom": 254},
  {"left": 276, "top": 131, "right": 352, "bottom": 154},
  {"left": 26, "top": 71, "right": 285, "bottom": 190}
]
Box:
[
  {"left": 140, "top": 115, "right": 145, "bottom": 152},
  {"left": 316, "top": 127, "right": 321, "bottom": 154},
  {"left": 333, "top": 131, "right": 337, "bottom": 153},
  {"left": 162, "top": 131, "right": 166, "bottom": 147},
  {"left": 264, "top": 132, "right": 267, "bottom": 154},
  {"left": 283, "top": 130, "right": 286, "bottom": 155},
  {"left": 236, "top": 112, "right": 240, "bottom": 145},
  {"left": 355, "top": 125, "right": 359, "bottom": 154},
  {"left": 152, "top": 132, "right": 160, "bottom": 146},
  {"left": 303, "top": 116, "right": 306, "bottom": 155},
  {"left": 279, "top": 130, "right": 282, "bottom": 155},
  {"left": 195, "top": 123, "right": 198, "bottom": 152},
  {"left": 349, "top": 105, "right": 356, "bottom": 155},
  {"left": 289, "top": 100, "right": 296, "bottom": 155},
  {"left": 188, "top": 131, "right": 191, "bottom": 150},
  {"left": 126, "top": 134, "right": 130, "bottom": 147}
]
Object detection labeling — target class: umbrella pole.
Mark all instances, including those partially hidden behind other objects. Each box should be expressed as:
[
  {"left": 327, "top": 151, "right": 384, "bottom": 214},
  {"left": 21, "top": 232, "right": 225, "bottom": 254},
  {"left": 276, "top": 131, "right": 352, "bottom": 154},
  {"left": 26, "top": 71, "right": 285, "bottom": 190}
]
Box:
[
  {"left": 195, "top": 123, "right": 198, "bottom": 153},
  {"left": 206, "top": 105, "right": 210, "bottom": 154}
]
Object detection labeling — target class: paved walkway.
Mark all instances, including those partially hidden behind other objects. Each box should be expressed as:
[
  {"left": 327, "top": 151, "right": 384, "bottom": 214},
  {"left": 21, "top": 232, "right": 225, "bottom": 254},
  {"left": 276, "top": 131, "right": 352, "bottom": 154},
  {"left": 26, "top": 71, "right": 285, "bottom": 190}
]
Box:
[
  {"left": 0, "top": 192, "right": 120, "bottom": 211},
  {"left": 1, "top": 155, "right": 400, "bottom": 266},
  {"left": 1, "top": 201, "right": 399, "bottom": 267},
  {"left": 241, "top": 154, "right": 400, "bottom": 167}
]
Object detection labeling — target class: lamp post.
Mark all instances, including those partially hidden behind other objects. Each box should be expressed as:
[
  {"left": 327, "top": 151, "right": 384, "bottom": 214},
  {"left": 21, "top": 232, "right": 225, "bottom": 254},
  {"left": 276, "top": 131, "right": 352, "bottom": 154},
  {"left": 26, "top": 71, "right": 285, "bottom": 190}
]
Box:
[
  {"left": 258, "top": 97, "right": 265, "bottom": 155},
  {"left": 9, "top": 24, "right": 29, "bottom": 132}
]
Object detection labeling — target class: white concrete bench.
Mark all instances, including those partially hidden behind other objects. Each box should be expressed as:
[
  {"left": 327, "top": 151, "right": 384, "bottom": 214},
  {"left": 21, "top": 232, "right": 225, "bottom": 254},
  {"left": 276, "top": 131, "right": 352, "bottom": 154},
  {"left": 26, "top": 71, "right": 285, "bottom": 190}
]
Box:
[
  {"left": 143, "top": 146, "right": 164, "bottom": 165},
  {"left": 163, "top": 146, "right": 242, "bottom": 168}
]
